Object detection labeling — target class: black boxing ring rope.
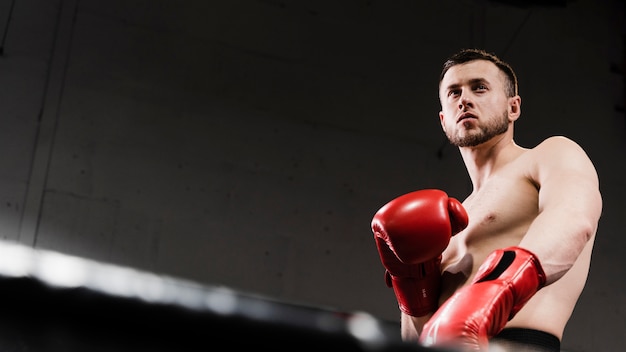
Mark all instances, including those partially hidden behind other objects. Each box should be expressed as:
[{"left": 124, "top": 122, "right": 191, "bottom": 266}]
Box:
[{"left": 0, "top": 240, "right": 446, "bottom": 351}]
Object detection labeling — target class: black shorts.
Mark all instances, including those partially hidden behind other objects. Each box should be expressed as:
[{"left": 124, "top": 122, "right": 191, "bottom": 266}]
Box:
[{"left": 491, "top": 328, "right": 561, "bottom": 352}]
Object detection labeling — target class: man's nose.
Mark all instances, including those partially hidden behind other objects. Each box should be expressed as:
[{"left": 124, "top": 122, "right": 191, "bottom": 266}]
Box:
[{"left": 458, "top": 94, "right": 472, "bottom": 110}]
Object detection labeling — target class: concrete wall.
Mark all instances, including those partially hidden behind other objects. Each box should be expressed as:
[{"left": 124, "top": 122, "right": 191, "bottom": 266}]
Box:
[{"left": 0, "top": 0, "right": 623, "bottom": 350}]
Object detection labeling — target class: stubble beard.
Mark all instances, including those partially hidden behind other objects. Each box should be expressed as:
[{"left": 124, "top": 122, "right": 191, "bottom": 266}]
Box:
[{"left": 446, "top": 110, "right": 510, "bottom": 147}]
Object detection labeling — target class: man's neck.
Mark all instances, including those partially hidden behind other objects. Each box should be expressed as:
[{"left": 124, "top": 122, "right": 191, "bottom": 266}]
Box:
[{"left": 459, "top": 136, "right": 523, "bottom": 191}]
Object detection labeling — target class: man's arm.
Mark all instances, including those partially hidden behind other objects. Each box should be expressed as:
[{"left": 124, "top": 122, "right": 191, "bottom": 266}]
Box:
[
  {"left": 401, "top": 312, "right": 431, "bottom": 342},
  {"left": 370, "top": 190, "right": 468, "bottom": 341},
  {"left": 519, "top": 136, "right": 602, "bottom": 284}
]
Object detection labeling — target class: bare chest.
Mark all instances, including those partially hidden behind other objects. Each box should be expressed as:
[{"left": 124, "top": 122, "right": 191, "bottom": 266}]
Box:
[
  {"left": 441, "top": 173, "right": 539, "bottom": 279},
  {"left": 464, "top": 175, "right": 538, "bottom": 240}
]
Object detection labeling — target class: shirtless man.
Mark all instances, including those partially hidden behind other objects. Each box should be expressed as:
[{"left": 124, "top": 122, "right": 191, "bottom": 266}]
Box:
[{"left": 371, "top": 49, "right": 602, "bottom": 351}]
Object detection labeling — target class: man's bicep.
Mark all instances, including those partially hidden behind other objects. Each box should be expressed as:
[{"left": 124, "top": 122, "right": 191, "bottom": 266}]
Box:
[
  {"left": 535, "top": 137, "right": 601, "bottom": 215},
  {"left": 524, "top": 141, "right": 602, "bottom": 282}
]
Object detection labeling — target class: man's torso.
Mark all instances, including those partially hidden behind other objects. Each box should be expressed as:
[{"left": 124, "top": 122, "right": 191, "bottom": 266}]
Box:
[{"left": 439, "top": 147, "right": 594, "bottom": 339}]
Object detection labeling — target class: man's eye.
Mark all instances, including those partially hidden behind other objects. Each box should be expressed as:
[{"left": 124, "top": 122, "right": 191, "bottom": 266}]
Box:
[
  {"left": 448, "top": 90, "right": 460, "bottom": 96},
  {"left": 476, "top": 84, "right": 487, "bottom": 91}
]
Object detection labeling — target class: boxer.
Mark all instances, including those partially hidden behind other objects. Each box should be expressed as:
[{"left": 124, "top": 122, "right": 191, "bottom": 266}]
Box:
[{"left": 372, "top": 49, "right": 602, "bottom": 351}]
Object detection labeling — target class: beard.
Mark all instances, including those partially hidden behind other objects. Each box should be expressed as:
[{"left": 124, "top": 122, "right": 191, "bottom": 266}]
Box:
[{"left": 446, "top": 110, "right": 510, "bottom": 147}]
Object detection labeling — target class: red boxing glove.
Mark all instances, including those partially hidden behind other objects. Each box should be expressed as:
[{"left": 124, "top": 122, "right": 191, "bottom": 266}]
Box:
[
  {"left": 419, "top": 246, "right": 547, "bottom": 351},
  {"left": 371, "top": 189, "right": 468, "bottom": 317}
]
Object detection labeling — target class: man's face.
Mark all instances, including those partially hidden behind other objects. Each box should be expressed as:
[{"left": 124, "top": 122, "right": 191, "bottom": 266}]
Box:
[{"left": 438, "top": 60, "right": 519, "bottom": 147}]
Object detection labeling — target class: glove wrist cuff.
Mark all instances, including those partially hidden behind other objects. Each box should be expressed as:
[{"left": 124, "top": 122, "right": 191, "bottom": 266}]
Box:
[{"left": 386, "top": 257, "right": 442, "bottom": 317}]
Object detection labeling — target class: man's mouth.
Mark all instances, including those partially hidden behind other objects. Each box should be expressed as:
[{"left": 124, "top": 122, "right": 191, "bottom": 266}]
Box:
[{"left": 457, "top": 112, "right": 476, "bottom": 123}]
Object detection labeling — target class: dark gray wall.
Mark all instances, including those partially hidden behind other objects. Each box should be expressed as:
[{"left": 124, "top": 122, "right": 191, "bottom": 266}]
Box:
[{"left": 0, "top": 0, "right": 623, "bottom": 350}]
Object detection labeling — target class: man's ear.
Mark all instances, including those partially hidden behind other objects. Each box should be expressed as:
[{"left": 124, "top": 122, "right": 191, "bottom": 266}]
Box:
[
  {"left": 439, "top": 111, "right": 446, "bottom": 132},
  {"left": 509, "top": 96, "right": 521, "bottom": 121}
]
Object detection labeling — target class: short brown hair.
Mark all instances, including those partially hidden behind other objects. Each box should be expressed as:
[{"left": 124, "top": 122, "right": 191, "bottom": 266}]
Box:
[{"left": 439, "top": 48, "right": 518, "bottom": 97}]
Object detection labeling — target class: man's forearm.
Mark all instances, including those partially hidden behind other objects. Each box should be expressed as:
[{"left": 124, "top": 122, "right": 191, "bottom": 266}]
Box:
[{"left": 401, "top": 312, "right": 432, "bottom": 342}]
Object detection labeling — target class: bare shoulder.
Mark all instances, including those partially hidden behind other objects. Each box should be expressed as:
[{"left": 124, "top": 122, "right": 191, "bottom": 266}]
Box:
[
  {"left": 533, "top": 135, "right": 586, "bottom": 154},
  {"left": 530, "top": 136, "right": 594, "bottom": 166},
  {"left": 527, "top": 135, "right": 600, "bottom": 185}
]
